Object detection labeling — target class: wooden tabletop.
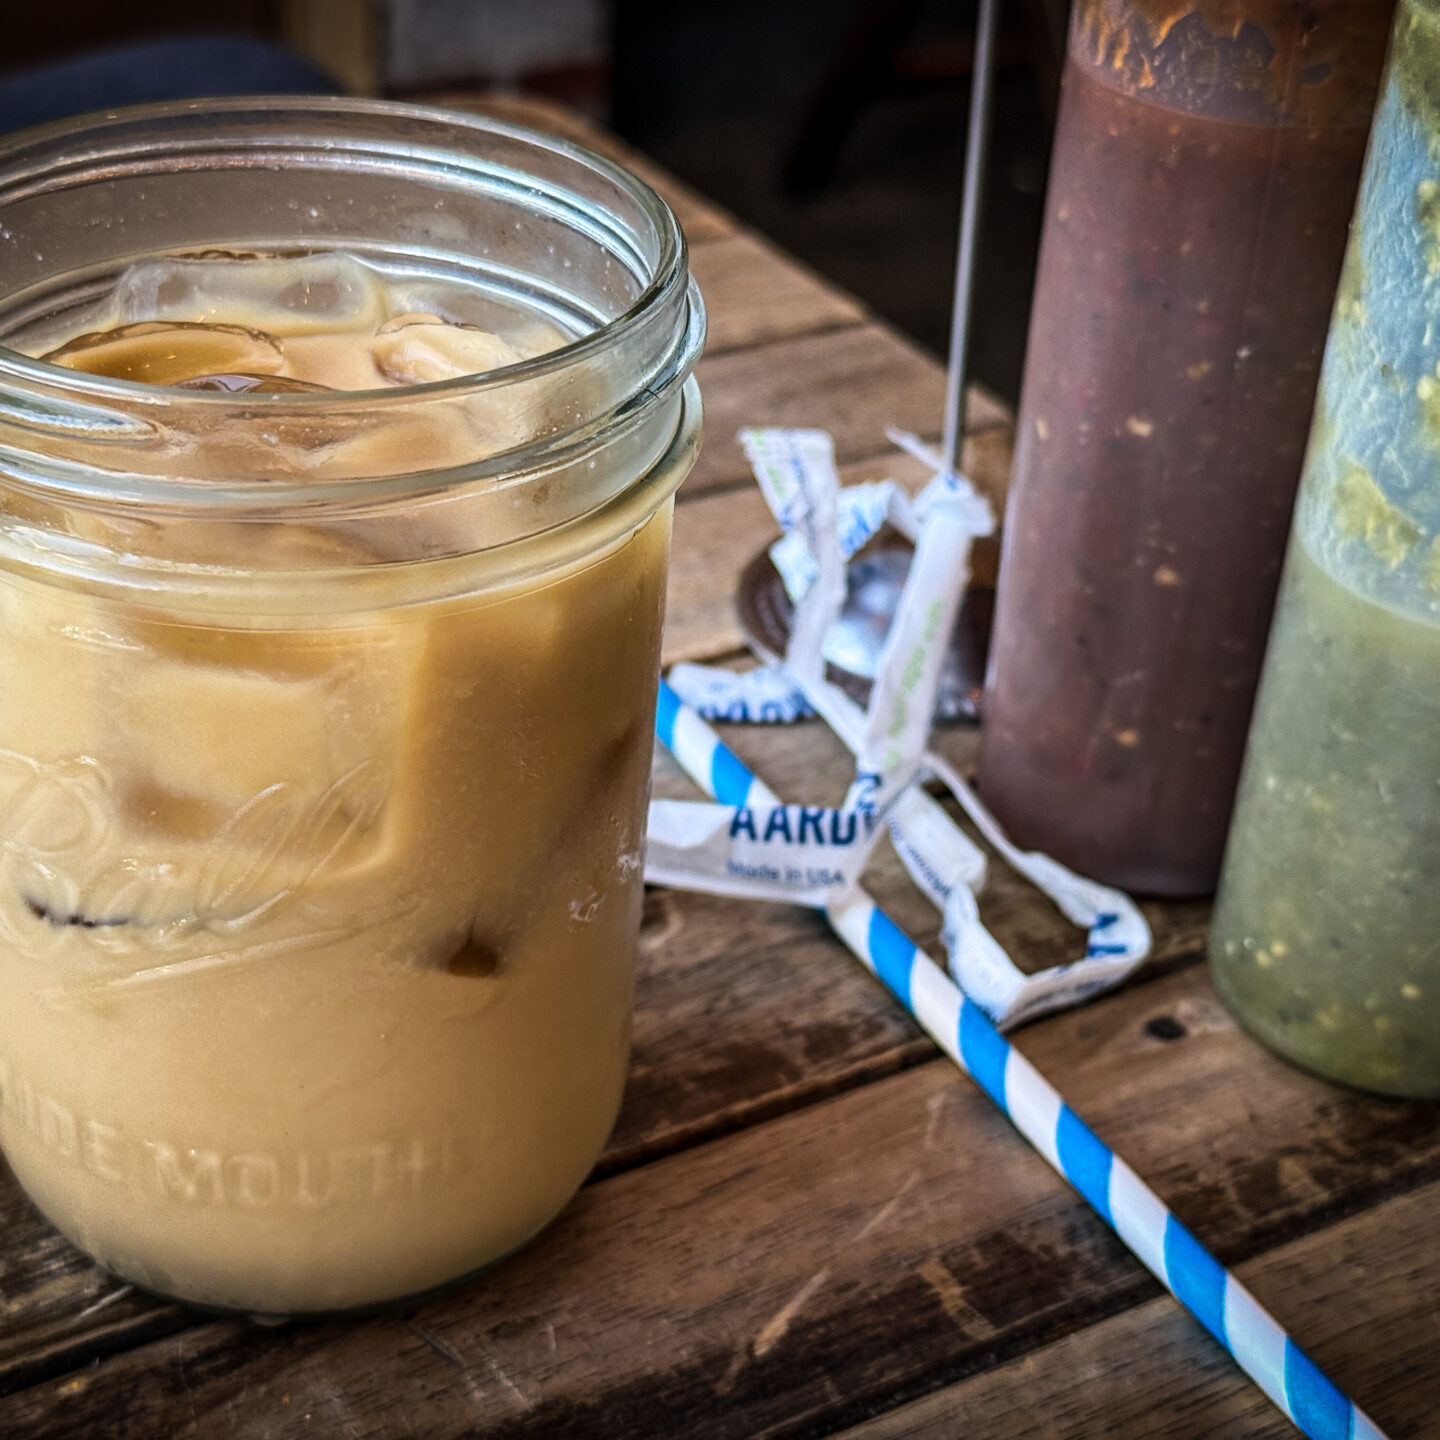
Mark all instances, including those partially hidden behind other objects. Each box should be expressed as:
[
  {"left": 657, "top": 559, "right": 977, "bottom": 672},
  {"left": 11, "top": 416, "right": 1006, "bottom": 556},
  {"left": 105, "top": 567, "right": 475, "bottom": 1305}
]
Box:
[{"left": 3, "top": 97, "right": 1437, "bottom": 1440}]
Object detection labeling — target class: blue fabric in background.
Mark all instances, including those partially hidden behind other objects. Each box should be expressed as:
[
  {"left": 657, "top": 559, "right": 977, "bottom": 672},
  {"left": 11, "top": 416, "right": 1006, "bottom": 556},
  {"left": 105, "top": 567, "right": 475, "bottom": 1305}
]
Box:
[{"left": 0, "top": 37, "right": 342, "bottom": 135}]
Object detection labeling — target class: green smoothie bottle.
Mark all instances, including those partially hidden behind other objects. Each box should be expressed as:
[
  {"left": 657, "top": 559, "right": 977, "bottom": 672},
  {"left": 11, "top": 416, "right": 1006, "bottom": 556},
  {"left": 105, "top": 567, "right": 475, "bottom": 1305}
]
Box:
[{"left": 1210, "top": 0, "right": 1440, "bottom": 1097}]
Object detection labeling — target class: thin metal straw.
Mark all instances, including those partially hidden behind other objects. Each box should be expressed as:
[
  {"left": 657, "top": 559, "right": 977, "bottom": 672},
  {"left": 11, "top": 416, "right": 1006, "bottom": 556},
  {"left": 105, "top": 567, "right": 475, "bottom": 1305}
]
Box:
[{"left": 940, "top": 0, "right": 1003, "bottom": 475}]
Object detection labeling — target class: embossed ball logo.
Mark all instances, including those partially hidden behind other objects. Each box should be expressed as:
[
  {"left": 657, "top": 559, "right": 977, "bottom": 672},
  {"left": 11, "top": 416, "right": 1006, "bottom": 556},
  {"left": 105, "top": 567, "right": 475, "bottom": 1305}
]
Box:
[{"left": 0, "top": 751, "right": 392, "bottom": 978}]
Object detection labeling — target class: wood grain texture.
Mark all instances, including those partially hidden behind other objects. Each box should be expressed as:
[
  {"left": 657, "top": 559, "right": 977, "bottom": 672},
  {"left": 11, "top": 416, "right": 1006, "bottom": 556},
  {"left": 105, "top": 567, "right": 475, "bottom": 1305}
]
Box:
[
  {"left": 664, "top": 428, "right": 1014, "bottom": 667},
  {"left": 684, "top": 325, "right": 1009, "bottom": 503},
  {"left": 3, "top": 983, "right": 1436, "bottom": 1438},
  {"left": 831, "top": 1180, "right": 1440, "bottom": 1439},
  {"left": 688, "top": 235, "right": 867, "bottom": 356},
  {"left": 420, "top": 91, "right": 737, "bottom": 246}
]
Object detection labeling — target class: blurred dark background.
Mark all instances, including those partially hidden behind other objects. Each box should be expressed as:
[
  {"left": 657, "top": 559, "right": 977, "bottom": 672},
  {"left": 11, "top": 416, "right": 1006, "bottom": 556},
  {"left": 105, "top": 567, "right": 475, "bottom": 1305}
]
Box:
[{"left": 0, "top": 0, "right": 1061, "bottom": 401}]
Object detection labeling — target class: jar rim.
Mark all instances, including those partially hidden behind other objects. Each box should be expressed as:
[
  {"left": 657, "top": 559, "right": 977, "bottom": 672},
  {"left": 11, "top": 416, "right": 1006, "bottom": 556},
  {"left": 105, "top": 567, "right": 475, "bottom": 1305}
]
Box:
[
  {"left": 0, "top": 95, "right": 691, "bottom": 410},
  {"left": 0, "top": 95, "right": 706, "bottom": 542}
]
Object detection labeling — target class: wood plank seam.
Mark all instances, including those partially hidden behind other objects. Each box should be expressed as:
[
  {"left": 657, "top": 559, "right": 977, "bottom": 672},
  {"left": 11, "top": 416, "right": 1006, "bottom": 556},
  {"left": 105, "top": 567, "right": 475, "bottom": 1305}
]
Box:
[
  {"left": 820, "top": 1181, "right": 1440, "bottom": 1439},
  {"left": 7, "top": 1072, "right": 1437, "bottom": 1428},
  {"left": 0, "top": 942, "right": 1267, "bottom": 1411},
  {"left": 699, "top": 314, "right": 869, "bottom": 363}
]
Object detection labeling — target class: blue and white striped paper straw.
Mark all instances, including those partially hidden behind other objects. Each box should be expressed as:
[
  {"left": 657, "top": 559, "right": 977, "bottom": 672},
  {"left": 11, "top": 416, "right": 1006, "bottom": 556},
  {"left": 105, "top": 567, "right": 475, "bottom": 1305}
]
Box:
[{"left": 655, "top": 679, "right": 1385, "bottom": 1440}]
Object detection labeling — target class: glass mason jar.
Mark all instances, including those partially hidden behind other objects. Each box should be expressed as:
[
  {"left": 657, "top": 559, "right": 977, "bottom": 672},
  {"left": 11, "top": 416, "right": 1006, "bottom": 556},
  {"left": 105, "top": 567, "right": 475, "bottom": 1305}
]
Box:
[
  {"left": 978, "top": 0, "right": 1393, "bottom": 895},
  {"left": 1212, "top": 0, "right": 1440, "bottom": 1098},
  {"left": 0, "top": 99, "right": 704, "bottom": 1314}
]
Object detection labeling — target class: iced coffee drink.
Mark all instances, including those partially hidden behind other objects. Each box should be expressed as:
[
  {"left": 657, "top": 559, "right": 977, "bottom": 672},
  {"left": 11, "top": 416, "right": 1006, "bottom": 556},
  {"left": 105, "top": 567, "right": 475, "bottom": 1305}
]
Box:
[{"left": 0, "top": 103, "right": 703, "bottom": 1314}]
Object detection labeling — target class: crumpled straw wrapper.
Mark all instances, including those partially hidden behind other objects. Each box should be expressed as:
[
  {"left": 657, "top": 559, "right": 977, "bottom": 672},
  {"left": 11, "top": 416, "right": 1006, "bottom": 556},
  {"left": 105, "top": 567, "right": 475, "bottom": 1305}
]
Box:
[{"left": 651, "top": 426, "right": 1150, "bottom": 1030}]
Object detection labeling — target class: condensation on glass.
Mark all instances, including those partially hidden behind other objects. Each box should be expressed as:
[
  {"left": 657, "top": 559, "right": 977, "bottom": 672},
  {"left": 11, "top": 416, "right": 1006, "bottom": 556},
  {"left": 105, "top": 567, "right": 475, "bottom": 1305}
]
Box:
[
  {"left": 978, "top": 0, "right": 1394, "bottom": 896},
  {"left": 1212, "top": 0, "right": 1440, "bottom": 1097},
  {"left": 0, "top": 99, "right": 704, "bottom": 1315}
]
